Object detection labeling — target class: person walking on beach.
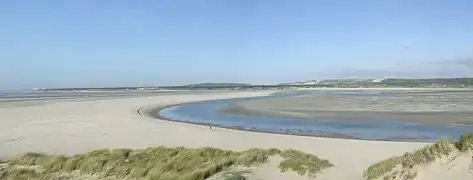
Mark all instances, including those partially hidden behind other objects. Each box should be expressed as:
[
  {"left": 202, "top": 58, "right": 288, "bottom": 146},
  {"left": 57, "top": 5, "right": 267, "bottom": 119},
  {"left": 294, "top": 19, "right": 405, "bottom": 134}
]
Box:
[{"left": 209, "top": 125, "right": 213, "bottom": 131}]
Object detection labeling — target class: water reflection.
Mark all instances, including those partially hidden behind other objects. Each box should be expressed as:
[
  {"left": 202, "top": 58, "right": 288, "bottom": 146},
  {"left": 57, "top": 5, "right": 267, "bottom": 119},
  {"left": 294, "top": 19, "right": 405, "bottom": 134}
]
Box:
[{"left": 159, "top": 91, "right": 473, "bottom": 141}]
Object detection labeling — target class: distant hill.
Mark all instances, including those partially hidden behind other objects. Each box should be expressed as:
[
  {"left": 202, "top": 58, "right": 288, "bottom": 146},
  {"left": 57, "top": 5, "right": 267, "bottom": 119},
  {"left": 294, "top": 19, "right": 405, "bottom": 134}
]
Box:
[{"left": 185, "top": 83, "right": 253, "bottom": 87}]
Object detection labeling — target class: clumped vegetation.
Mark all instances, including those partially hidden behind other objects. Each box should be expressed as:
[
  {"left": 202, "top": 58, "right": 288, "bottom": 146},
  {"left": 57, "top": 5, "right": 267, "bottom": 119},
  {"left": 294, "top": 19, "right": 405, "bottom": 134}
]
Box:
[
  {"left": 278, "top": 149, "right": 333, "bottom": 177},
  {"left": 364, "top": 133, "right": 473, "bottom": 180},
  {"left": 455, "top": 134, "right": 473, "bottom": 152},
  {"left": 1, "top": 147, "right": 333, "bottom": 180}
]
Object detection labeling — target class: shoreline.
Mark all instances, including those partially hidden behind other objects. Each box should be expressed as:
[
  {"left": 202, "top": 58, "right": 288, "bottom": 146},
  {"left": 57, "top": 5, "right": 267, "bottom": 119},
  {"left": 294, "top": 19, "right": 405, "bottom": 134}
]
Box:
[
  {"left": 141, "top": 99, "right": 431, "bottom": 142},
  {"left": 141, "top": 104, "right": 358, "bottom": 140}
]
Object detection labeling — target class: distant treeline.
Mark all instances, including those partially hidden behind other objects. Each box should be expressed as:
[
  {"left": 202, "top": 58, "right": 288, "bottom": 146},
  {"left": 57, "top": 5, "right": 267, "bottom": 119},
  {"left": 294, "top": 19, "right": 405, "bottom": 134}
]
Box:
[
  {"left": 316, "top": 78, "right": 473, "bottom": 88},
  {"left": 42, "top": 78, "right": 473, "bottom": 91},
  {"left": 164, "top": 78, "right": 473, "bottom": 89},
  {"left": 380, "top": 78, "right": 473, "bottom": 87}
]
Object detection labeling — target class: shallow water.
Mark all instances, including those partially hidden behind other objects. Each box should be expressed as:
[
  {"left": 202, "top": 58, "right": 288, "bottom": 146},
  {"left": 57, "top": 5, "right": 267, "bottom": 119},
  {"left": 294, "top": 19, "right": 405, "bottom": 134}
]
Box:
[{"left": 159, "top": 90, "right": 473, "bottom": 141}]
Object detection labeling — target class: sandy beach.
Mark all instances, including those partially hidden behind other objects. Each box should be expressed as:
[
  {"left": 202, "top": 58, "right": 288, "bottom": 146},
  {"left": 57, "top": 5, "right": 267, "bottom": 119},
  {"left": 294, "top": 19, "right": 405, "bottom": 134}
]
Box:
[{"left": 0, "top": 90, "right": 449, "bottom": 179}]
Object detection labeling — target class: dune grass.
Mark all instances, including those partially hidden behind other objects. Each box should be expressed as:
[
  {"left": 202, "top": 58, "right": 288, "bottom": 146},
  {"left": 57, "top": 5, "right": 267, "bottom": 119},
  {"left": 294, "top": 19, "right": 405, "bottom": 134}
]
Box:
[
  {"left": 278, "top": 149, "right": 333, "bottom": 177},
  {"left": 1, "top": 147, "right": 333, "bottom": 180},
  {"left": 364, "top": 133, "right": 473, "bottom": 180}
]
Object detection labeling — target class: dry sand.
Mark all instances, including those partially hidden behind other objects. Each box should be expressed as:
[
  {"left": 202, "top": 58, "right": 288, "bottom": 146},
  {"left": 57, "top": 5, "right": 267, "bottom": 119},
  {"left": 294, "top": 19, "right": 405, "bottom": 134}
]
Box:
[
  {"left": 0, "top": 90, "right": 456, "bottom": 180},
  {"left": 414, "top": 151, "right": 473, "bottom": 180}
]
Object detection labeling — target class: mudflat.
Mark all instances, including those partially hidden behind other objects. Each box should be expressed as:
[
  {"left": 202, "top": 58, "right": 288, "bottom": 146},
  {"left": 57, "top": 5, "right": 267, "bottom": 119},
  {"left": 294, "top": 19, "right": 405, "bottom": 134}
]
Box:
[{"left": 222, "top": 89, "right": 473, "bottom": 125}]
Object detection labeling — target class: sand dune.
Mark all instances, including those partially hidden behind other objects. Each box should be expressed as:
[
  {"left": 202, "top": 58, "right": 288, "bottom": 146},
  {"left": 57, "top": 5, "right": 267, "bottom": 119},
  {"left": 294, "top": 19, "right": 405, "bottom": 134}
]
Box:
[
  {"left": 415, "top": 151, "right": 473, "bottom": 180},
  {"left": 0, "top": 90, "right": 446, "bottom": 179}
]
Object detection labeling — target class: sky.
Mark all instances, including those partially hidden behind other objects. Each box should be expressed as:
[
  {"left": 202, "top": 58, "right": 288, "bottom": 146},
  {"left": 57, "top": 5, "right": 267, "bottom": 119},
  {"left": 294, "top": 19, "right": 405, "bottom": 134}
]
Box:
[{"left": 1, "top": 0, "right": 473, "bottom": 89}]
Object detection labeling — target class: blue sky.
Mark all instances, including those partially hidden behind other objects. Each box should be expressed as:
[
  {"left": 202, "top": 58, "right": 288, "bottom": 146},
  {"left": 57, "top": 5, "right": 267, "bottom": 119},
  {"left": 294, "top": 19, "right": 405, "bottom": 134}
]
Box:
[{"left": 1, "top": 0, "right": 473, "bottom": 89}]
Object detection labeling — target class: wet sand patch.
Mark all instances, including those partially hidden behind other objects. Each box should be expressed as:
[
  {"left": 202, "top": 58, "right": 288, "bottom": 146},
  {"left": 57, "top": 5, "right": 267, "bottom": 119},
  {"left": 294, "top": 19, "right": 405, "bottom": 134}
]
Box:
[{"left": 221, "top": 91, "right": 473, "bottom": 125}]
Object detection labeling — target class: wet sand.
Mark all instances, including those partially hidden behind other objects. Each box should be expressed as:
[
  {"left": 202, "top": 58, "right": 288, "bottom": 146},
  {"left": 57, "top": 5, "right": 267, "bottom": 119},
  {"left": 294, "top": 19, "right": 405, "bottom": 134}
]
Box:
[{"left": 222, "top": 90, "right": 473, "bottom": 125}]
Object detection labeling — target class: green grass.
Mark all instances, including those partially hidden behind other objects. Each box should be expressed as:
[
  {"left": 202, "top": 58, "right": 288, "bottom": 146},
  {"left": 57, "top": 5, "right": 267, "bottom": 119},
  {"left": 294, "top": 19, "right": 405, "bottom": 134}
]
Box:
[
  {"left": 1, "top": 147, "right": 333, "bottom": 180},
  {"left": 279, "top": 149, "right": 333, "bottom": 177},
  {"left": 364, "top": 133, "right": 473, "bottom": 180},
  {"left": 455, "top": 134, "right": 473, "bottom": 152}
]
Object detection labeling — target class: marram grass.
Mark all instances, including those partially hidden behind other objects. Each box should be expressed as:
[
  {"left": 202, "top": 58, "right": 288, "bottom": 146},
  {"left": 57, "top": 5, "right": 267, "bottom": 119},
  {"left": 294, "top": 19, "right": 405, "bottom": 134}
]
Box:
[
  {"left": 279, "top": 149, "right": 333, "bottom": 177},
  {"left": 1, "top": 147, "right": 333, "bottom": 180},
  {"left": 364, "top": 133, "right": 473, "bottom": 180}
]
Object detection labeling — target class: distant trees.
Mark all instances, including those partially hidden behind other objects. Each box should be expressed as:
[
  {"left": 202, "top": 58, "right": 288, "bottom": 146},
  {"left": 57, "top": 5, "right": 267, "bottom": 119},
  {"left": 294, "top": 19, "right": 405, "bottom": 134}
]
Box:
[{"left": 379, "top": 78, "right": 473, "bottom": 88}]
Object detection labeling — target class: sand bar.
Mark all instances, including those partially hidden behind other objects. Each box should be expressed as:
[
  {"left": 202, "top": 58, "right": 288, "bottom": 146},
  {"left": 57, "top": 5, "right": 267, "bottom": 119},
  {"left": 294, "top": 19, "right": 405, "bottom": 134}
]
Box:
[{"left": 223, "top": 90, "right": 473, "bottom": 125}]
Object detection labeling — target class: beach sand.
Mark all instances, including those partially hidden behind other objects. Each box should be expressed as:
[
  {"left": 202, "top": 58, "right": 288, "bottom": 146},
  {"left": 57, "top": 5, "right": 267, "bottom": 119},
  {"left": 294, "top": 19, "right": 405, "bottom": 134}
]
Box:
[{"left": 0, "top": 90, "right": 434, "bottom": 179}]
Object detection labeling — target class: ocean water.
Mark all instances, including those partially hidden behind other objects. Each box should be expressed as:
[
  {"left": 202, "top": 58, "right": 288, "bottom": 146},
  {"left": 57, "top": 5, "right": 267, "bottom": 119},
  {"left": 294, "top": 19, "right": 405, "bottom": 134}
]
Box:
[{"left": 159, "top": 90, "right": 473, "bottom": 141}]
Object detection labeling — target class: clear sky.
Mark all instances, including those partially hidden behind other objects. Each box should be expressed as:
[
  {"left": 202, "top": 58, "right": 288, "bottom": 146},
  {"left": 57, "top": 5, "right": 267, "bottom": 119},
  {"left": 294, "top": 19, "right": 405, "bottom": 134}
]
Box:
[{"left": 1, "top": 0, "right": 473, "bottom": 89}]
